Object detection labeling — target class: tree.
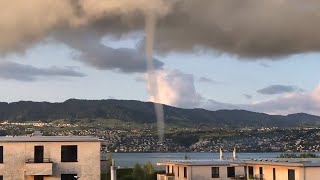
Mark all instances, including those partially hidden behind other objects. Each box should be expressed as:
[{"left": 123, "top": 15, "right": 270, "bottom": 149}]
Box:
[
  {"left": 143, "top": 162, "right": 155, "bottom": 180},
  {"left": 132, "top": 163, "right": 145, "bottom": 180}
]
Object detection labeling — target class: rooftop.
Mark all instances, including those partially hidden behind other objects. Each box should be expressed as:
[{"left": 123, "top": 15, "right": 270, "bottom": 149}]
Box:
[
  {"left": 157, "top": 158, "right": 320, "bottom": 167},
  {"left": 0, "top": 136, "right": 103, "bottom": 142},
  {"left": 157, "top": 160, "right": 245, "bottom": 166}
]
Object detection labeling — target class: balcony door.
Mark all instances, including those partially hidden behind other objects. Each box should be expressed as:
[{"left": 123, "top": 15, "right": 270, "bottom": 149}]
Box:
[{"left": 34, "top": 146, "right": 44, "bottom": 163}]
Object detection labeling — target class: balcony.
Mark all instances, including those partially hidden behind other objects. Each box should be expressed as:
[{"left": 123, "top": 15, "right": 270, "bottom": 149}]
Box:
[
  {"left": 250, "top": 174, "right": 264, "bottom": 180},
  {"left": 25, "top": 158, "right": 53, "bottom": 176},
  {"left": 157, "top": 174, "right": 175, "bottom": 180}
]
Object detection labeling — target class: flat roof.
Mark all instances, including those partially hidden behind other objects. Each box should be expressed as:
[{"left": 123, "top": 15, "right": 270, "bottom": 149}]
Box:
[
  {"left": 245, "top": 159, "right": 320, "bottom": 167},
  {"left": 157, "top": 159, "right": 320, "bottom": 167},
  {"left": 0, "top": 136, "right": 103, "bottom": 142},
  {"left": 157, "top": 160, "right": 246, "bottom": 166}
]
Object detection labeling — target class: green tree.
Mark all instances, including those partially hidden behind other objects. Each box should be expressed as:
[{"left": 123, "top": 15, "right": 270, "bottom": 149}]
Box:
[
  {"left": 132, "top": 163, "right": 145, "bottom": 180},
  {"left": 143, "top": 162, "right": 155, "bottom": 180}
]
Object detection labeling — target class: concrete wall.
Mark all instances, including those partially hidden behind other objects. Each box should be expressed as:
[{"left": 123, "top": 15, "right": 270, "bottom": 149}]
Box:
[
  {"left": 248, "top": 164, "right": 301, "bottom": 180},
  {"left": 191, "top": 166, "right": 245, "bottom": 180},
  {"left": 0, "top": 141, "right": 101, "bottom": 180},
  {"left": 305, "top": 167, "right": 320, "bottom": 180},
  {"left": 165, "top": 165, "right": 245, "bottom": 180},
  {"left": 162, "top": 164, "right": 320, "bottom": 180}
]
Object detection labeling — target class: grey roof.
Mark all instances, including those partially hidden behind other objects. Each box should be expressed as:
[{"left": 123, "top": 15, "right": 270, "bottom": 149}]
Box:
[
  {"left": 157, "top": 158, "right": 320, "bottom": 167},
  {"left": 0, "top": 136, "right": 103, "bottom": 142},
  {"left": 245, "top": 158, "right": 320, "bottom": 167},
  {"left": 157, "top": 160, "right": 246, "bottom": 166}
]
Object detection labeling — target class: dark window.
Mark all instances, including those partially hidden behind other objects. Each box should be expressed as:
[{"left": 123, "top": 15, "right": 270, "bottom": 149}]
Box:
[
  {"left": 0, "top": 175, "right": 3, "bottom": 180},
  {"left": 248, "top": 166, "right": 254, "bottom": 179},
  {"left": 288, "top": 169, "right": 295, "bottom": 180},
  {"left": 184, "top": 167, "right": 187, "bottom": 178},
  {"left": 34, "top": 175, "right": 44, "bottom": 180},
  {"left": 61, "top": 145, "right": 77, "bottom": 162},
  {"left": 172, "top": 166, "right": 174, "bottom": 174},
  {"left": 273, "top": 168, "right": 276, "bottom": 180},
  {"left": 178, "top": 166, "right": 179, "bottom": 177},
  {"left": 61, "top": 174, "right": 77, "bottom": 180},
  {"left": 34, "top": 146, "right": 44, "bottom": 163},
  {"left": 259, "top": 167, "right": 263, "bottom": 180},
  {"left": 227, "top": 167, "right": 235, "bottom": 178},
  {"left": 0, "top": 146, "right": 3, "bottom": 163},
  {"left": 167, "top": 166, "right": 170, "bottom": 173},
  {"left": 211, "top": 167, "right": 219, "bottom": 178}
]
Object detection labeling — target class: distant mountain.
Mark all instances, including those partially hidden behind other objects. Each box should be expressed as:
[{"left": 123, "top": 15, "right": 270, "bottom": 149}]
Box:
[{"left": 0, "top": 99, "right": 319, "bottom": 128}]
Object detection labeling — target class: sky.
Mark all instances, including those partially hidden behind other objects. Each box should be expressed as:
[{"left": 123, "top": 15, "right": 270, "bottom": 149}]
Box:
[{"left": 1, "top": 0, "right": 320, "bottom": 116}]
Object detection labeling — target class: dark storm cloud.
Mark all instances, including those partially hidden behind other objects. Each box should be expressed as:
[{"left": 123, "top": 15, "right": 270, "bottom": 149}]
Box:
[
  {"left": 2, "top": 0, "right": 320, "bottom": 71},
  {"left": 257, "top": 85, "right": 302, "bottom": 95},
  {"left": 54, "top": 28, "right": 163, "bottom": 73},
  {"left": 0, "top": 61, "right": 85, "bottom": 81}
]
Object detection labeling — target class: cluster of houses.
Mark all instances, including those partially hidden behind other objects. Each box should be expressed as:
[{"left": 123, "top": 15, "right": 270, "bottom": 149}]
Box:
[{"left": 0, "top": 133, "right": 319, "bottom": 180}]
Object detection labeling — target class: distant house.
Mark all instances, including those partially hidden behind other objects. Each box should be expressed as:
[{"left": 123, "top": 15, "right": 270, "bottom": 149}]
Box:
[
  {"left": 0, "top": 135, "right": 103, "bottom": 180},
  {"left": 157, "top": 158, "right": 320, "bottom": 180}
]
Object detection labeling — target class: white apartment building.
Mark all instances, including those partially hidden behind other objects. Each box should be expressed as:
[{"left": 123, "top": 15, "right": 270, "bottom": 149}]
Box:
[
  {"left": 0, "top": 135, "right": 103, "bottom": 180},
  {"left": 157, "top": 159, "right": 320, "bottom": 180}
]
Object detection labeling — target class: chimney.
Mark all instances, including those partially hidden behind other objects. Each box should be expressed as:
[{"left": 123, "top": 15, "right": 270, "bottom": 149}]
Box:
[{"left": 111, "top": 159, "right": 117, "bottom": 180}]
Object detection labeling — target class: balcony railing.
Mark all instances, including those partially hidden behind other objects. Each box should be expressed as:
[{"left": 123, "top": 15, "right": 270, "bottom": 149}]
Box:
[
  {"left": 25, "top": 158, "right": 53, "bottom": 176},
  {"left": 157, "top": 174, "right": 175, "bottom": 180},
  {"left": 254, "top": 174, "right": 264, "bottom": 180},
  {"left": 25, "top": 158, "right": 52, "bottom": 163}
]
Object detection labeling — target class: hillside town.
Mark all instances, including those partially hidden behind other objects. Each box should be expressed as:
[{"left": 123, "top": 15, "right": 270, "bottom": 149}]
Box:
[{"left": 1, "top": 121, "right": 320, "bottom": 153}]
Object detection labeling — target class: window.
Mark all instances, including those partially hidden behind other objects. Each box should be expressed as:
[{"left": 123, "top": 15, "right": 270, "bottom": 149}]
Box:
[
  {"left": 167, "top": 166, "right": 170, "bottom": 173},
  {"left": 259, "top": 167, "right": 263, "bottom": 180},
  {"left": 172, "top": 166, "right": 174, "bottom": 174},
  {"left": 0, "top": 146, "right": 3, "bottom": 163},
  {"left": 34, "top": 175, "right": 44, "bottom": 180},
  {"left": 61, "top": 145, "right": 77, "bottom": 162},
  {"left": 227, "top": 167, "right": 235, "bottom": 178},
  {"left": 184, "top": 167, "right": 187, "bottom": 178},
  {"left": 248, "top": 166, "right": 254, "bottom": 179},
  {"left": 61, "top": 174, "right": 77, "bottom": 180},
  {"left": 273, "top": 168, "right": 276, "bottom": 180},
  {"left": 34, "top": 146, "right": 44, "bottom": 163},
  {"left": 211, "top": 167, "right": 219, "bottom": 178},
  {"left": 0, "top": 175, "right": 3, "bottom": 180},
  {"left": 288, "top": 169, "right": 295, "bottom": 180},
  {"left": 178, "top": 166, "right": 179, "bottom": 177}
]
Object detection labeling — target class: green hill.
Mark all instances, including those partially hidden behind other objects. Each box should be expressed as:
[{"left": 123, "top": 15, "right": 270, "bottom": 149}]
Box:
[{"left": 0, "top": 99, "right": 319, "bottom": 128}]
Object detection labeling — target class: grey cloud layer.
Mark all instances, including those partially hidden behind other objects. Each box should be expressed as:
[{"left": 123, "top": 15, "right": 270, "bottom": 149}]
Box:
[
  {"left": 0, "top": 61, "right": 85, "bottom": 81},
  {"left": 2, "top": 0, "right": 320, "bottom": 73},
  {"left": 198, "top": 77, "right": 218, "bottom": 84},
  {"left": 257, "top": 85, "right": 302, "bottom": 95},
  {"left": 54, "top": 28, "right": 164, "bottom": 73}
]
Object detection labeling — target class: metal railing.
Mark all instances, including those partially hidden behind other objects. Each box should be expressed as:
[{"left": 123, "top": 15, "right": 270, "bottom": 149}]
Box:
[
  {"left": 25, "top": 158, "right": 52, "bottom": 163},
  {"left": 254, "top": 174, "right": 265, "bottom": 180}
]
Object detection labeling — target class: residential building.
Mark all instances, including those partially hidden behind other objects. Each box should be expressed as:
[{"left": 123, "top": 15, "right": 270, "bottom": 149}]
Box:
[
  {"left": 157, "top": 159, "right": 320, "bottom": 180},
  {"left": 0, "top": 135, "right": 103, "bottom": 180}
]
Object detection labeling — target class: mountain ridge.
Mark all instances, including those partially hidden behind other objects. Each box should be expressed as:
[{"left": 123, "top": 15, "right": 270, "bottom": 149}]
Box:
[{"left": 0, "top": 99, "right": 319, "bottom": 128}]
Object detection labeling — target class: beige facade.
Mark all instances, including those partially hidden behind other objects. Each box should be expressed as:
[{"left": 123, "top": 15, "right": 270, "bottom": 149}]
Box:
[
  {"left": 0, "top": 136, "right": 102, "bottom": 180},
  {"left": 157, "top": 159, "right": 320, "bottom": 180},
  {"left": 157, "top": 160, "right": 246, "bottom": 180}
]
